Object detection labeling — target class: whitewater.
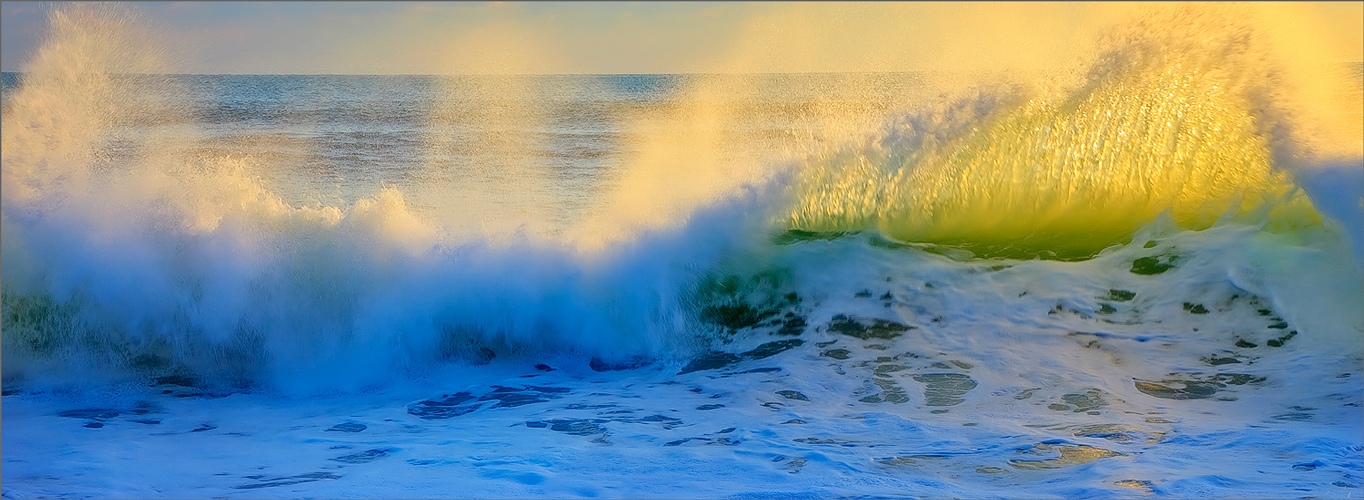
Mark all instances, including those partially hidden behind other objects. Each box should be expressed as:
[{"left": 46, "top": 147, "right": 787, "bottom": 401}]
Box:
[{"left": 2, "top": 5, "right": 1362, "bottom": 499}]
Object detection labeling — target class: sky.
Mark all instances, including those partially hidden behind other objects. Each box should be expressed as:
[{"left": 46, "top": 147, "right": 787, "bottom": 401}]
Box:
[{"left": 1, "top": 1, "right": 1362, "bottom": 75}]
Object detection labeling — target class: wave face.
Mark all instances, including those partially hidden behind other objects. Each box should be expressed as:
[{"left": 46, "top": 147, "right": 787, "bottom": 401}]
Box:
[
  {"left": 0, "top": 5, "right": 1360, "bottom": 392},
  {"left": 783, "top": 14, "right": 1333, "bottom": 260}
]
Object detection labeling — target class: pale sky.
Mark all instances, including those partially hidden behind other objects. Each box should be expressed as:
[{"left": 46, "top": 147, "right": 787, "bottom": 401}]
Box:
[{"left": 2, "top": 1, "right": 1361, "bottom": 75}]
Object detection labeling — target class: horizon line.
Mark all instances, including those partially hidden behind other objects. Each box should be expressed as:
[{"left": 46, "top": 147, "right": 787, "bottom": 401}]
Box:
[
  {"left": 3, "top": 62, "right": 1359, "bottom": 78},
  {"left": 0, "top": 70, "right": 942, "bottom": 77}
]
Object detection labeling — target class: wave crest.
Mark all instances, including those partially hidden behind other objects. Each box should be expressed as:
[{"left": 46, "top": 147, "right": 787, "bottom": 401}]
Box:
[{"left": 784, "top": 10, "right": 1326, "bottom": 259}]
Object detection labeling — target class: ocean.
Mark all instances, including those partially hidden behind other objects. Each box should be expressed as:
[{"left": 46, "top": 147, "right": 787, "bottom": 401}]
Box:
[{"left": 2, "top": 7, "right": 1362, "bottom": 499}]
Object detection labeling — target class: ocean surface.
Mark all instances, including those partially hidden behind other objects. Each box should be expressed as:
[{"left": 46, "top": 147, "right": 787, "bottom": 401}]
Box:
[{"left": 3, "top": 9, "right": 1363, "bottom": 499}]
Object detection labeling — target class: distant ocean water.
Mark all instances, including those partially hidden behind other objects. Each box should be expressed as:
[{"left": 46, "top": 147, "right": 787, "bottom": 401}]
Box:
[{"left": 2, "top": 7, "right": 1362, "bottom": 499}]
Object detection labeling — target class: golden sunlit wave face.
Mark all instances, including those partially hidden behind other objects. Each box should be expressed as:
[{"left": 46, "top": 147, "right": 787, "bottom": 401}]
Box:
[
  {"left": 551, "top": 3, "right": 1356, "bottom": 259},
  {"left": 780, "top": 6, "right": 1340, "bottom": 260}
]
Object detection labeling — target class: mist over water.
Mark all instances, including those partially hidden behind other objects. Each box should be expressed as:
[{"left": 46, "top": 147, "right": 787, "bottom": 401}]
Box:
[{"left": 1, "top": 4, "right": 1361, "bottom": 498}]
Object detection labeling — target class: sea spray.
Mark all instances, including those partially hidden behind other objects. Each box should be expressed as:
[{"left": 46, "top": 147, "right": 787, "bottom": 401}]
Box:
[{"left": 0, "top": 5, "right": 780, "bottom": 390}]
